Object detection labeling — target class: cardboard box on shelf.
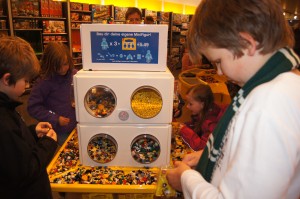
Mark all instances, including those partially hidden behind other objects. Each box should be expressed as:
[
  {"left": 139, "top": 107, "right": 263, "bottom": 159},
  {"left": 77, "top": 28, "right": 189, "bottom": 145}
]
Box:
[
  {"left": 40, "top": 0, "right": 49, "bottom": 17},
  {"left": 43, "top": 20, "right": 65, "bottom": 33},
  {"left": 82, "top": 3, "right": 90, "bottom": 11},
  {"left": 91, "top": 5, "right": 113, "bottom": 23},
  {"left": 70, "top": 13, "right": 79, "bottom": 21},
  {"left": 11, "top": 0, "right": 39, "bottom": 17},
  {"left": 70, "top": 2, "right": 82, "bottom": 11}
]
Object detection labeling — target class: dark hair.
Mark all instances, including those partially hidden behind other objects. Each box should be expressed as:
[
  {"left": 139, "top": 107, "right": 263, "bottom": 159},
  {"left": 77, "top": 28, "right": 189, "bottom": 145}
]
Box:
[
  {"left": 188, "top": 0, "right": 295, "bottom": 62},
  {"left": 40, "top": 42, "right": 73, "bottom": 79},
  {"left": 187, "top": 83, "right": 214, "bottom": 133},
  {"left": 0, "top": 36, "right": 40, "bottom": 85},
  {"left": 125, "top": 7, "right": 142, "bottom": 20}
]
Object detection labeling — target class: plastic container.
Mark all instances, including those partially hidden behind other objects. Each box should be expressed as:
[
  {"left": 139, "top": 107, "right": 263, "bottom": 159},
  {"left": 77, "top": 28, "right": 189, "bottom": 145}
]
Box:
[{"left": 179, "top": 68, "right": 231, "bottom": 105}]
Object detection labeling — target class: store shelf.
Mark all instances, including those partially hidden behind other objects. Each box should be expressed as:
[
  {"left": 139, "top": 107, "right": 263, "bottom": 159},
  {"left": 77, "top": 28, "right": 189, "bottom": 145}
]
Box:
[
  {"left": 12, "top": 16, "right": 66, "bottom": 21},
  {"left": 114, "top": 20, "right": 125, "bottom": 23},
  {"left": 14, "top": 28, "right": 42, "bottom": 31},
  {"left": 69, "top": 3, "right": 94, "bottom": 70},
  {"left": 42, "top": 32, "right": 67, "bottom": 35},
  {"left": 4, "top": 0, "right": 70, "bottom": 53},
  {"left": 70, "top": 10, "right": 91, "bottom": 13},
  {"left": 43, "top": 40, "right": 67, "bottom": 43},
  {"left": 71, "top": 20, "right": 91, "bottom": 23}
]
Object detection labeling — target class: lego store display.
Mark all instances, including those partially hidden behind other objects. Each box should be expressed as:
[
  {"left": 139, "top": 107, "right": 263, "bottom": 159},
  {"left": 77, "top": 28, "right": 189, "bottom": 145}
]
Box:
[
  {"left": 74, "top": 24, "right": 174, "bottom": 168},
  {"left": 47, "top": 123, "right": 190, "bottom": 197}
]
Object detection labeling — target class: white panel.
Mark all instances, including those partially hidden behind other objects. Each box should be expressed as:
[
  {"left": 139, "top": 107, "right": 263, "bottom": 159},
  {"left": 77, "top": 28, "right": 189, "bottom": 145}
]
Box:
[
  {"left": 77, "top": 124, "right": 171, "bottom": 167},
  {"left": 74, "top": 69, "right": 174, "bottom": 124}
]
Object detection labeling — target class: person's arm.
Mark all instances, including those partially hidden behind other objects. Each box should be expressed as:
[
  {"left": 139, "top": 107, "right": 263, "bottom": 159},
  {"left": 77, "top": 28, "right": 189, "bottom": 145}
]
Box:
[
  {"left": 28, "top": 123, "right": 39, "bottom": 141},
  {"left": 181, "top": 169, "right": 220, "bottom": 199},
  {"left": 180, "top": 125, "right": 208, "bottom": 151},
  {"left": 27, "top": 80, "right": 59, "bottom": 129},
  {"left": 0, "top": 117, "right": 57, "bottom": 188}
]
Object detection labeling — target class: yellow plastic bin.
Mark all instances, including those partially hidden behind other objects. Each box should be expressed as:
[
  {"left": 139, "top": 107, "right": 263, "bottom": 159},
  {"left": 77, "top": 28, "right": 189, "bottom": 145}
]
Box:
[
  {"left": 179, "top": 68, "right": 231, "bottom": 106},
  {"left": 178, "top": 68, "right": 203, "bottom": 98},
  {"left": 47, "top": 130, "right": 158, "bottom": 194},
  {"left": 116, "top": 193, "right": 154, "bottom": 199},
  {"left": 82, "top": 193, "right": 114, "bottom": 199}
]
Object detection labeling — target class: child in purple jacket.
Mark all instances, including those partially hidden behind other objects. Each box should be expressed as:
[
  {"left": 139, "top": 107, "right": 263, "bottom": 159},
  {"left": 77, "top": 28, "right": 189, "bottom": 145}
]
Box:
[{"left": 28, "top": 42, "right": 77, "bottom": 146}]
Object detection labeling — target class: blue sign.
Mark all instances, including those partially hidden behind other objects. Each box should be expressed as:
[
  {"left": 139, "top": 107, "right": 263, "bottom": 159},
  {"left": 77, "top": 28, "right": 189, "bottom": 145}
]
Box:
[{"left": 90, "top": 31, "right": 159, "bottom": 64}]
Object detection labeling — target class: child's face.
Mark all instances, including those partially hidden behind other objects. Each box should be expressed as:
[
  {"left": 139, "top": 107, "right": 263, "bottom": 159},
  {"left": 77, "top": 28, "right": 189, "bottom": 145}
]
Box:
[
  {"left": 127, "top": 13, "right": 141, "bottom": 24},
  {"left": 7, "top": 77, "right": 29, "bottom": 101},
  {"left": 186, "top": 92, "right": 204, "bottom": 116},
  {"left": 58, "top": 61, "right": 69, "bottom": 76},
  {"left": 200, "top": 46, "right": 249, "bottom": 87}
]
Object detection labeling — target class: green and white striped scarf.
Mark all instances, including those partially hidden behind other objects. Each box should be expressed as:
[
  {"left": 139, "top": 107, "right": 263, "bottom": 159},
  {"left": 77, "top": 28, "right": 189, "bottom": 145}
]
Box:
[{"left": 196, "top": 48, "right": 300, "bottom": 182}]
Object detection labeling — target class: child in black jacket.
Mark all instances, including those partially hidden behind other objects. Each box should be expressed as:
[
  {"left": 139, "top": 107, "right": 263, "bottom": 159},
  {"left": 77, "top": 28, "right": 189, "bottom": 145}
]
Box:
[{"left": 0, "top": 36, "right": 58, "bottom": 199}]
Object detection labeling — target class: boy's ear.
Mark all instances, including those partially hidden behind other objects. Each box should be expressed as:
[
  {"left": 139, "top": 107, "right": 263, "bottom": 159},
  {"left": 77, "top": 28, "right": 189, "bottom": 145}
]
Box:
[
  {"left": 239, "top": 32, "right": 257, "bottom": 56},
  {"left": 1, "top": 73, "right": 11, "bottom": 86}
]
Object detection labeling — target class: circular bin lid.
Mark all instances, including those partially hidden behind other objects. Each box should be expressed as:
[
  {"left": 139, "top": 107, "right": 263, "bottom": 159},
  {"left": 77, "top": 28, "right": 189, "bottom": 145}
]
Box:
[
  {"left": 84, "top": 85, "right": 116, "bottom": 118},
  {"left": 87, "top": 133, "right": 118, "bottom": 164},
  {"left": 131, "top": 134, "right": 160, "bottom": 164},
  {"left": 131, "top": 86, "right": 163, "bottom": 119}
]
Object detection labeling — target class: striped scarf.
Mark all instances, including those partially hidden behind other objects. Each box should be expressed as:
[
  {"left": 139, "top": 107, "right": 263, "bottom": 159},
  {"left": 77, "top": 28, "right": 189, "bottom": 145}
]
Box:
[{"left": 195, "top": 48, "right": 300, "bottom": 182}]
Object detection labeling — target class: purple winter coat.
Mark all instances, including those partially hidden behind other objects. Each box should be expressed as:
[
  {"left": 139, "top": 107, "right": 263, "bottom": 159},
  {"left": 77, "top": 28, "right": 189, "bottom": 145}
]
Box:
[{"left": 27, "top": 69, "right": 77, "bottom": 145}]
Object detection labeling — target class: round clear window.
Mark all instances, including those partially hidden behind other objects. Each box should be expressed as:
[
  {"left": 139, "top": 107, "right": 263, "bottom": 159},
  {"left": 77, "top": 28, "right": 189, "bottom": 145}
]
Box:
[
  {"left": 131, "top": 134, "right": 160, "bottom": 164},
  {"left": 131, "top": 86, "right": 163, "bottom": 119},
  {"left": 84, "top": 85, "right": 116, "bottom": 118},
  {"left": 87, "top": 134, "right": 118, "bottom": 164}
]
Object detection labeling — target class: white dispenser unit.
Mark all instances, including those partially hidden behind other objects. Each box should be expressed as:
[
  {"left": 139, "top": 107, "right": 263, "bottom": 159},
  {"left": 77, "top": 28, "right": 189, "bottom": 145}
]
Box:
[{"left": 75, "top": 24, "right": 174, "bottom": 167}]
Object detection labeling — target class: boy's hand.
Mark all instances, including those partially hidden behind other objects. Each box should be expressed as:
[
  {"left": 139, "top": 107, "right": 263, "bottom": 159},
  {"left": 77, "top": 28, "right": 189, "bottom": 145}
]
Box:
[
  {"left": 46, "top": 128, "right": 57, "bottom": 141},
  {"left": 36, "top": 122, "right": 52, "bottom": 138},
  {"left": 182, "top": 150, "right": 203, "bottom": 168},
  {"left": 166, "top": 161, "right": 191, "bottom": 192}
]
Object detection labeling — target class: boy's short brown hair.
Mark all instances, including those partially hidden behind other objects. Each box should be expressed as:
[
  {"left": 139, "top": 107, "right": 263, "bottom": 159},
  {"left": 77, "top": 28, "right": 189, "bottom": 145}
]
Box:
[
  {"left": 0, "top": 36, "right": 40, "bottom": 85},
  {"left": 188, "top": 0, "right": 295, "bottom": 61}
]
